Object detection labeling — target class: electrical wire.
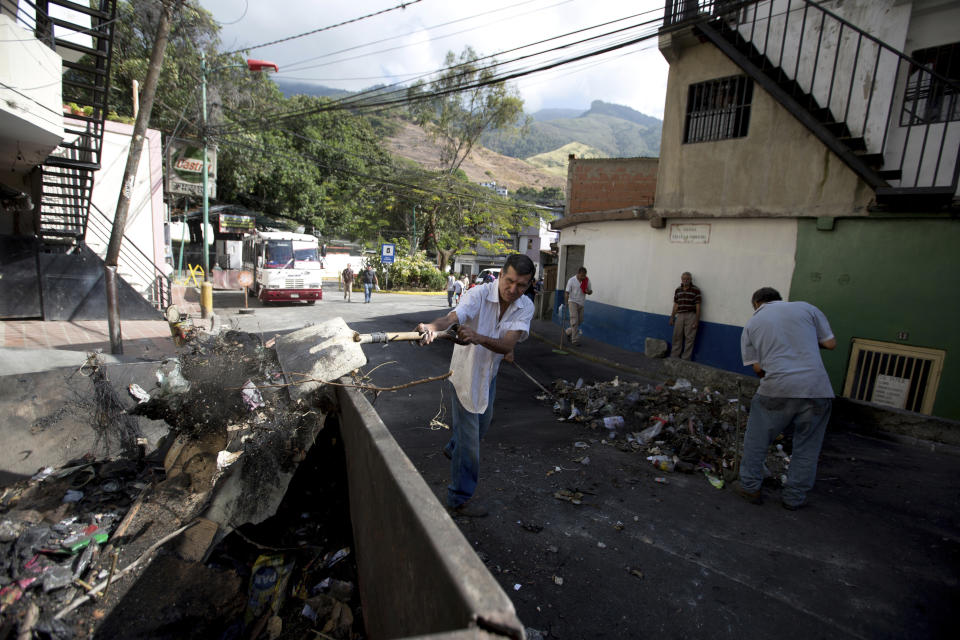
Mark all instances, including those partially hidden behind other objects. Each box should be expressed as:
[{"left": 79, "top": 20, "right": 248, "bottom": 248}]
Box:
[
  {"left": 217, "top": 15, "right": 663, "bottom": 135},
  {"left": 218, "top": 0, "right": 424, "bottom": 57}
]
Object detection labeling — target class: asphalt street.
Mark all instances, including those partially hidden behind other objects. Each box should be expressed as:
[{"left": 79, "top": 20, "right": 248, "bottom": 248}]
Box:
[{"left": 215, "top": 285, "right": 958, "bottom": 639}]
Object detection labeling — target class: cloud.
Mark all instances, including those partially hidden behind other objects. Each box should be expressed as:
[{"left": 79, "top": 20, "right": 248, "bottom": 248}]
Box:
[{"left": 199, "top": 0, "right": 668, "bottom": 118}]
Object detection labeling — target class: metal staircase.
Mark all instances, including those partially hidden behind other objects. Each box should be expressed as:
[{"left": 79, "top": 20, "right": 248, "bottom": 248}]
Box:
[
  {"left": 663, "top": 0, "right": 960, "bottom": 209},
  {"left": 85, "top": 202, "right": 173, "bottom": 311},
  {"left": 22, "top": 0, "right": 118, "bottom": 248}
]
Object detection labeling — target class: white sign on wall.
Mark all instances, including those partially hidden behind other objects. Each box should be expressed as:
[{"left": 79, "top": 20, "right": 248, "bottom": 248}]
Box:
[
  {"left": 871, "top": 374, "right": 911, "bottom": 409},
  {"left": 669, "top": 223, "right": 711, "bottom": 244}
]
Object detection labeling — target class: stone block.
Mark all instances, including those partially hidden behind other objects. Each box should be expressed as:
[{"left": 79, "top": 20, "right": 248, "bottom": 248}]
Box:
[{"left": 645, "top": 337, "right": 668, "bottom": 358}]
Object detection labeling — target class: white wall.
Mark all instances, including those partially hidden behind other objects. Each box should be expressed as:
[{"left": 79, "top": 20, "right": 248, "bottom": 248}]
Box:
[
  {"left": 558, "top": 217, "right": 798, "bottom": 327},
  {"left": 86, "top": 121, "right": 165, "bottom": 292}
]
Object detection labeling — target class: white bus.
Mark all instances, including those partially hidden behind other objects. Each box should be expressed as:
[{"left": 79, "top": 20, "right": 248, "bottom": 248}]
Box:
[{"left": 241, "top": 231, "right": 324, "bottom": 303}]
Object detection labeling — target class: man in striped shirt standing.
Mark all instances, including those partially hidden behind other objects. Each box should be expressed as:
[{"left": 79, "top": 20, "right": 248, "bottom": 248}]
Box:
[{"left": 669, "top": 271, "right": 702, "bottom": 360}]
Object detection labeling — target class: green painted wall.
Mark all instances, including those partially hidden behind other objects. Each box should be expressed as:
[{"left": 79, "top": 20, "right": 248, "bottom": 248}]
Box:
[{"left": 791, "top": 217, "right": 960, "bottom": 419}]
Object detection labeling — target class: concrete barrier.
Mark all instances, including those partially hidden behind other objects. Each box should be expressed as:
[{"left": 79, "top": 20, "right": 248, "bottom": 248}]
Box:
[{"left": 336, "top": 383, "right": 525, "bottom": 640}]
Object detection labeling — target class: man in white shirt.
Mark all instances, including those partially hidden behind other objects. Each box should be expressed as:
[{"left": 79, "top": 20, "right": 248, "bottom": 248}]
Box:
[
  {"left": 735, "top": 287, "right": 837, "bottom": 510},
  {"left": 563, "top": 267, "right": 593, "bottom": 346},
  {"left": 445, "top": 273, "right": 457, "bottom": 307},
  {"left": 417, "top": 254, "right": 535, "bottom": 517}
]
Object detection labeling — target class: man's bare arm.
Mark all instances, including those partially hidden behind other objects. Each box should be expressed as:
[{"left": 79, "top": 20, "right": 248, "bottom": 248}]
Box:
[
  {"left": 819, "top": 337, "right": 837, "bottom": 350},
  {"left": 751, "top": 363, "right": 765, "bottom": 378},
  {"left": 458, "top": 326, "right": 525, "bottom": 356}
]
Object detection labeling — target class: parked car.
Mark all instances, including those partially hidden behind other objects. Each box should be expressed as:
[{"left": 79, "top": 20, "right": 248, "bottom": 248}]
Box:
[{"left": 474, "top": 268, "right": 501, "bottom": 284}]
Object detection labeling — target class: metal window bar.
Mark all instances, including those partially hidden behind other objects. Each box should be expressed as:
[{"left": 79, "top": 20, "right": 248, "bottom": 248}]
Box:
[{"left": 684, "top": 75, "right": 753, "bottom": 143}]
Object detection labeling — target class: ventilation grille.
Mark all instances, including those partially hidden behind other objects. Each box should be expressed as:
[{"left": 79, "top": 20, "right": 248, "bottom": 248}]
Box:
[{"left": 843, "top": 339, "right": 944, "bottom": 415}]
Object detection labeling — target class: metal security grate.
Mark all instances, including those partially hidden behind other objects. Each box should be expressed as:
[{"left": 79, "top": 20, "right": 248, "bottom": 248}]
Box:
[
  {"left": 843, "top": 339, "right": 945, "bottom": 415},
  {"left": 684, "top": 74, "right": 754, "bottom": 143}
]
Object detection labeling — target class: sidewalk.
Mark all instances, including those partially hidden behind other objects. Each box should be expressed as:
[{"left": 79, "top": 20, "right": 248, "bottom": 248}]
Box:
[{"left": 0, "top": 319, "right": 177, "bottom": 360}]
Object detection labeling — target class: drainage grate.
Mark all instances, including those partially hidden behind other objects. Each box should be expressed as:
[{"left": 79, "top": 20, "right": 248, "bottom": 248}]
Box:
[{"left": 842, "top": 339, "right": 945, "bottom": 414}]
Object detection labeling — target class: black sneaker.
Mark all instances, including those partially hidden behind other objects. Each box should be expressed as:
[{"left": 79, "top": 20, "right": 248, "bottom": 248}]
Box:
[
  {"left": 781, "top": 500, "right": 801, "bottom": 511},
  {"left": 731, "top": 480, "right": 762, "bottom": 505},
  {"left": 447, "top": 500, "right": 489, "bottom": 518}
]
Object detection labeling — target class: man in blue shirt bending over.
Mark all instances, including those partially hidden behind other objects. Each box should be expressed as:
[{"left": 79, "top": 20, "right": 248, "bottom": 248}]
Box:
[{"left": 734, "top": 287, "right": 837, "bottom": 510}]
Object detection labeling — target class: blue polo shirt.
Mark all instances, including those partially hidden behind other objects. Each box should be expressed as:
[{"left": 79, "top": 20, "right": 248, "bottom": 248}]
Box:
[{"left": 741, "top": 301, "right": 835, "bottom": 398}]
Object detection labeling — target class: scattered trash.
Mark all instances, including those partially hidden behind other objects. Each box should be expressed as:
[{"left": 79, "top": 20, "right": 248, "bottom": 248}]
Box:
[
  {"left": 216, "top": 450, "right": 243, "bottom": 471},
  {"left": 62, "top": 489, "right": 83, "bottom": 503},
  {"left": 550, "top": 376, "right": 790, "bottom": 491},
  {"left": 597, "top": 541, "right": 607, "bottom": 549},
  {"left": 654, "top": 477, "right": 668, "bottom": 484},
  {"left": 603, "top": 415, "right": 624, "bottom": 430},
  {"left": 241, "top": 380, "right": 266, "bottom": 410},
  {"left": 627, "top": 567, "right": 644, "bottom": 579},
  {"left": 127, "top": 383, "right": 151, "bottom": 404},
  {"left": 156, "top": 358, "right": 191, "bottom": 396},
  {"left": 577, "top": 456, "right": 590, "bottom": 465},
  {"left": 703, "top": 470, "right": 725, "bottom": 489},
  {"left": 514, "top": 583, "right": 522, "bottom": 591},
  {"left": 573, "top": 441, "right": 589, "bottom": 449},
  {"left": 519, "top": 521, "right": 543, "bottom": 533},
  {"left": 553, "top": 575, "right": 563, "bottom": 585}
]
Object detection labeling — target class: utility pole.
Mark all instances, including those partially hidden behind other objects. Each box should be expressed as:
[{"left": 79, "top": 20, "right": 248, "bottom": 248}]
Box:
[{"left": 104, "top": 0, "right": 176, "bottom": 354}]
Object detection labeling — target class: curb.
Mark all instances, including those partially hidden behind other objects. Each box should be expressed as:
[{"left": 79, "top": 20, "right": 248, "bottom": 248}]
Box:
[{"left": 529, "top": 331, "right": 660, "bottom": 381}]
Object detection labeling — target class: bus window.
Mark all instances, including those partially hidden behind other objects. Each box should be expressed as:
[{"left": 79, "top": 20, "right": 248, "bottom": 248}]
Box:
[
  {"left": 293, "top": 241, "right": 319, "bottom": 262},
  {"left": 264, "top": 240, "right": 293, "bottom": 268}
]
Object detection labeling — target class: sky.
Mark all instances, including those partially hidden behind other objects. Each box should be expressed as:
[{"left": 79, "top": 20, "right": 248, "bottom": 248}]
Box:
[{"left": 196, "top": 0, "right": 670, "bottom": 119}]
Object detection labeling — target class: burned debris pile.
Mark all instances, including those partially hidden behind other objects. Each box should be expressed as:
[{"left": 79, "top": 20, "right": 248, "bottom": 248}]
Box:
[
  {"left": 550, "top": 377, "right": 791, "bottom": 487},
  {"left": 0, "top": 329, "right": 363, "bottom": 639}
]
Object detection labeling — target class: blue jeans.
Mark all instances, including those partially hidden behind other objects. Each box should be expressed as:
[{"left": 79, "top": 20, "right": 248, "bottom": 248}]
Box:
[
  {"left": 363, "top": 282, "right": 373, "bottom": 302},
  {"left": 739, "top": 395, "right": 832, "bottom": 507},
  {"left": 445, "top": 377, "right": 497, "bottom": 508}
]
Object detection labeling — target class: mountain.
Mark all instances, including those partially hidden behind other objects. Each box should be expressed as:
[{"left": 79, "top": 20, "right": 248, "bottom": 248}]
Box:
[
  {"left": 482, "top": 100, "right": 662, "bottom": 159},
  {"left": 530, "top": 107, "right": 583, "bottom": 122},
  {"left": 273, "top": 78, "right": 352, "bottom": 99},
  {"left": 526, "top": 142, "right": 607, "bottom": 177}
]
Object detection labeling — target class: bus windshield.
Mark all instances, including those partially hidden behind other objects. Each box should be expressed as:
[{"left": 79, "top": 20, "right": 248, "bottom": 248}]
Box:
[
  {"left": 292, "top": 240, "right": 319, "bottom": 262},
  {"left": 264, "top": 240, "right": 293, "bottom": 268}
]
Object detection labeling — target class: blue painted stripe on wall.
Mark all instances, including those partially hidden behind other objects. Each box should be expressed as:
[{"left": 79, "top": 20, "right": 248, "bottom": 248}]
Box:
[{"left": 552, "top": 293, "right": 754, "bottom": 377}]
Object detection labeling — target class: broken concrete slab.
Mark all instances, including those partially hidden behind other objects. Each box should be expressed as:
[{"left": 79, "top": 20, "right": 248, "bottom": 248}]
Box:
[
  {"left": 274, "top": 319, "right": 367, "bottom": 401},
  {"left": 0, "top": 361, "right": 170, "bottom": 486}
]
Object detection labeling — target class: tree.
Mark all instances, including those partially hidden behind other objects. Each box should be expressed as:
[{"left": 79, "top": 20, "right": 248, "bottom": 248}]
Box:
[{"left": 407, "top": 47, "right": 527, "bottom": 173}]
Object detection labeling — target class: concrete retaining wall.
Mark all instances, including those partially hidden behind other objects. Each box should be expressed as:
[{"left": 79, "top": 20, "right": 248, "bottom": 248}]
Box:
[{"left": 336, "top": 384, "right": 524, "bottom": 640}]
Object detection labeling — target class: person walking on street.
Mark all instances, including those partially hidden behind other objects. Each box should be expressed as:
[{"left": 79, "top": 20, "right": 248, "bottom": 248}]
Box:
[
  {"left": 669, "top": 272, "right": 701, "bottom": 360},
  {"left": 564, "top": 267, "right": 592, "bottom": 346},
  {"left": 361, "top": 265, "right": 378, "bottom": 303},
  {"left": 446, "top": 273, "right": 457, "bottom": 307},
  {"left": 734, "top": 287, "right": 837, "bottom": 510},
  {"left": 341, "top": 263, "right": 355, "bottom": 302},
  {"left": 453, "top": 276, "right": 464, "bottom": 305},
  {"left": 416, "top": 253, "right": 535, "bottom": 517}
]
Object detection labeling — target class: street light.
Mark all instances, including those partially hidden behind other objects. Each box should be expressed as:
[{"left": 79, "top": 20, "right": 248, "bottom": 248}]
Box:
[{"left": 199, "top": 52, "right": 278, "bottom": 318}]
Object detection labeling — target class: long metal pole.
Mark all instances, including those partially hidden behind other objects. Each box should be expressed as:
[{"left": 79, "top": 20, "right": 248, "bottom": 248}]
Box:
[
  {"left": 104, "top": 0, "right": 175, "bottom": 353},
  {"left": 200, "top": 51, "right": 213, "bottom": 317}
]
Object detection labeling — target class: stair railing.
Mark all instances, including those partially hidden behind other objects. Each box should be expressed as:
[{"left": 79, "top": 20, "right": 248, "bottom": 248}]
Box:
[
  {"left": 664, "top": 0, "right": 960, "bottom": 196},
  {"left": 85, "top": 202, "right": 173, "bottom": 311}
]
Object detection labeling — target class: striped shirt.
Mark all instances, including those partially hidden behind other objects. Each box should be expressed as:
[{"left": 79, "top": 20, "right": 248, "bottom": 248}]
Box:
[{"left": 673, "top": 285, "right": 701, "bottom": 313}]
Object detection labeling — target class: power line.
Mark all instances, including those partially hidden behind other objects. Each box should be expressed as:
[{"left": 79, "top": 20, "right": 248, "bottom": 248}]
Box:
[
  {"left": 218, "top": 14, "right": 663, "bottom": 135},
  {"left": 280, "top": 0, "right": 575, "bottom": 73},
  {"left": 218, "top": 0, "right": 424, "bottom": 57}
]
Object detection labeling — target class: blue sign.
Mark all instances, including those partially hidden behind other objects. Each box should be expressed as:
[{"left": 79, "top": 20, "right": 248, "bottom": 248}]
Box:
[{"left": 381, "top": 243, "right": 396, "bottom": 264}]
